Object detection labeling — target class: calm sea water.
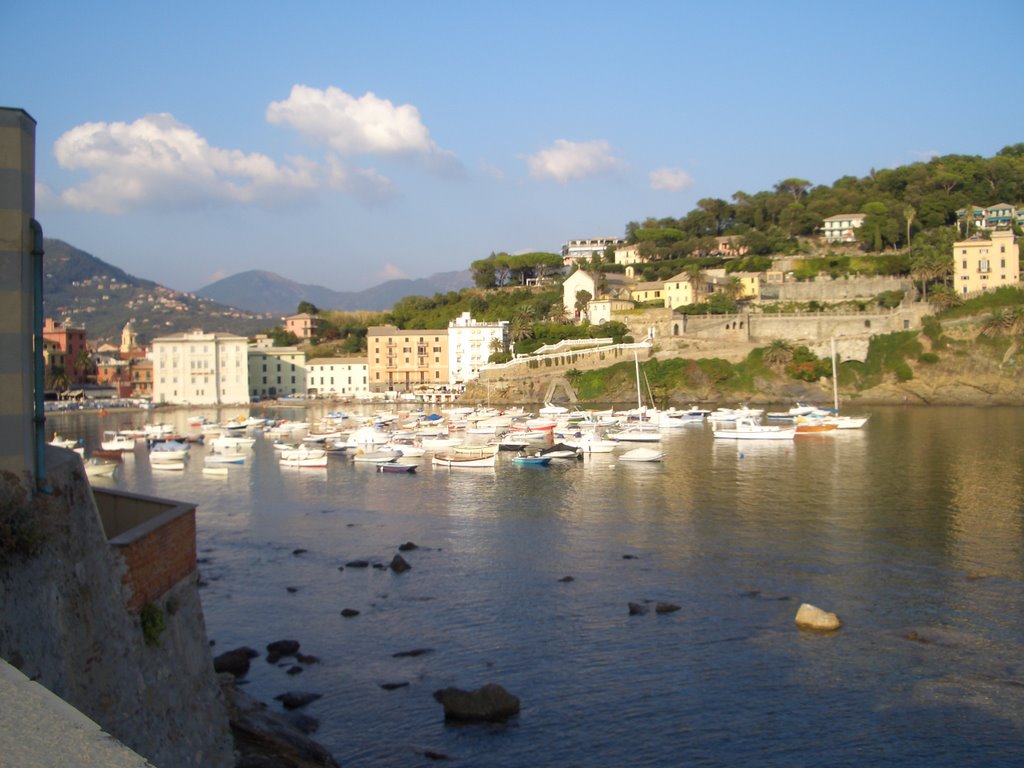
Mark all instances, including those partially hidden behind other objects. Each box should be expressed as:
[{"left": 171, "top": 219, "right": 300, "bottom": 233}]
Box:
[{"left": 52, "top": 405, "right": 1024, "bottom": 766}]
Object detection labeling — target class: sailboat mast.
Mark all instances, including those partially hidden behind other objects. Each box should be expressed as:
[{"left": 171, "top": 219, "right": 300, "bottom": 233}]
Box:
[
  {"left": 634, "top": 348, "right": 642, "bottom": 411},
  {"left": 831, "top": 336, "right": 839, "bottom": 412}
]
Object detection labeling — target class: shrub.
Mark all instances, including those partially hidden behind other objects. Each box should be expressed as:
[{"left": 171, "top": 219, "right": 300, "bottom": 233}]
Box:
[
  {"left": 140, "top": 602, "right": 166, "bottom": 647},
  {"left": 918, "top": 352, "right": 940, "bottom": 364}
]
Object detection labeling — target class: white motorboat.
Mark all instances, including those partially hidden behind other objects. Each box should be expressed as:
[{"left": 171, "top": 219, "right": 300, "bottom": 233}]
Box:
[
  {"left": 150, "top": 441, "right": 190, "bottom": 461},
  {"left": 204, "top": 452, "right": 246, "bottom": 465},
  {"left": 565, "top": 432, "right": 619, "bottom": 453},
  {"left": 608, "top": 424, "right": 662, "bottom": 442},
  {"left": 618, "top": 447, "right": 666, "bottom": 462},
  {"left": 712, "top": 417, "right": 795, "bottom": 440},
  {"left": 352, "top": 449, "right": 402, "bottom": 464},
  {"left": 280, "top": 446, "right": 326, "bottom": 462},
  {"left": 84, "top": 458, "right": 118, "bottom": 477},
  {"left": 151, "top": 461, "right": 186, "bottom": 471},
  {"left": 280, "top": 454, "right": 328, "bottom": 468},
  {"left": 211, "top": 435, "right": 255, "bottom": 452},
  {"left": 101, "top": 430, "right": 136, "bottom": 452}
]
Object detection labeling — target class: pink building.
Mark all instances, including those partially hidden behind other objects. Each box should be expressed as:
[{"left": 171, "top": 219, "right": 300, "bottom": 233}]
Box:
[{"left": 43, "top": 318, "right": 88, "bottom": 384}]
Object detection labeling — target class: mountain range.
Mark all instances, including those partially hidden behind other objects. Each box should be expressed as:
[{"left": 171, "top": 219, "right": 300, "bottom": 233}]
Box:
[
  {"left": 194, "top": 269, "right": 473, "bottom": 314},
  {"left": 41, "top": 238, "right": 473, "bottom": 344}
]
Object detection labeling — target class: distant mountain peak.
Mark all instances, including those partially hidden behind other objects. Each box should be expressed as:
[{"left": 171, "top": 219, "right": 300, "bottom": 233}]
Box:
[{"left": 195, "top": 269, "right": 473, "bottom": 314}]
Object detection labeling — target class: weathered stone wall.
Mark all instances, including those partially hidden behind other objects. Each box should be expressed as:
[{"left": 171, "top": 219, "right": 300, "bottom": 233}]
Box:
[
  {"left": 0, "top": 447, "right": 233, "bottom": 767},
  {"left": 766, "top": 275, "right": 911, "bottom": 302}
]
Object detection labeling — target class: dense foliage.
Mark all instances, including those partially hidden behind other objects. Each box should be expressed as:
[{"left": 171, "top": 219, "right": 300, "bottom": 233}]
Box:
[{"left": 622, "top": 146, "right": 1024, "bottom": 257}]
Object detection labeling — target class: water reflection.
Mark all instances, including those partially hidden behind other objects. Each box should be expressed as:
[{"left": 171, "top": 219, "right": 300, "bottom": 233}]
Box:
[{"left": 47, "top": 404, "right": 1024, "bottom": 767}]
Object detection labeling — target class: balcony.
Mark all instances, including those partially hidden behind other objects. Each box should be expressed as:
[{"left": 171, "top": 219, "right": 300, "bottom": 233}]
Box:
[{"left": 93, "top": 487, "right": 197, "bottom": 613}]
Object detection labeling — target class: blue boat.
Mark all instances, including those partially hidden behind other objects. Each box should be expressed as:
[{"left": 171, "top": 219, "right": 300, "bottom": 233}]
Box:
[{"left": 513, "top": 454, "right": 552, "bottom": 467}]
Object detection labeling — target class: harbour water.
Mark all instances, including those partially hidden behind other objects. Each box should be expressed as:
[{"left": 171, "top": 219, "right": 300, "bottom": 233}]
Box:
[{"left": 51, "top": 405, "right": 1024, "bottom": 766}]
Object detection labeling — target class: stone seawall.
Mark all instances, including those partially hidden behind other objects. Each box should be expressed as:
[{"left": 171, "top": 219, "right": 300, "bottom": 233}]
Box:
[{"left": 0, "top": 447, "right": 233, "bottom": 767}]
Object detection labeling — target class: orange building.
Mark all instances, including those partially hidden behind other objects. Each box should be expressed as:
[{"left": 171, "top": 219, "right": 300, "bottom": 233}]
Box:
[
  {"left": 43, "top": 318, "right": 88, "bottom": 384},
  {"left": 367, "top": 325, "right": 449, "bottom": 393}
]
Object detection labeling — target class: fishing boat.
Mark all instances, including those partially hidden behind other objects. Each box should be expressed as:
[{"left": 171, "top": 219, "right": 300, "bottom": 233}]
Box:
[
  {"left": 280, "top": 454, "right": 328, "bottom": 468},
  {"left": 150, "top": 440, "right": 190, "bottom": 461},
  {"left": 352, "top": 450, "right": 402, "bottom": 464},
  {"left": 151, "top": 461, "right": 186, "bottom": 471},
  {"left": 513, "top": 453, "right": 552, "bottom": 466},
  {"left": 204, "top": 453, "right": 246, "bottom": 465},
  {"left": 377, "top": 462, "right": 417, "bottom": 473},
  {"left": 539, "top": 442, "right": 582, "bottom": 460},
  {"left": 432, "top": 453, "right": 496, "bottom": 468}
]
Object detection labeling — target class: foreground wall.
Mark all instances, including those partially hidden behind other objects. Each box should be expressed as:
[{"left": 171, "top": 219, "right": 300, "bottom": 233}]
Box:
[{"left": 0, "top": 447, "right": 233, "bottom": 767}]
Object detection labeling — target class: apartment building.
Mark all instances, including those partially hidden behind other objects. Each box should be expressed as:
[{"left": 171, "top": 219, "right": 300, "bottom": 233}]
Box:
[
  {"left": 367, "top": 325, "right": 449, "bottom": 393},
  {"left": 248, "top": 345, "right": 307, "bottom": 399},
  {"left": 953, "top": 229, "right": 1021, "bottom": 296},
  {"left": 561, "top": 237, "right": 625, "bottom": 266},
  {"left": 306, "top": 357, "right": 369, "bottom": 399},
  {"left": 448, "top": 312, "right": 508, "bottom": 385},
  {"left": 822, "top": 213, "right": 866, "bottom": 243},
  {"left": 151, "top": 330, "right": 249, "bottom": 405}
]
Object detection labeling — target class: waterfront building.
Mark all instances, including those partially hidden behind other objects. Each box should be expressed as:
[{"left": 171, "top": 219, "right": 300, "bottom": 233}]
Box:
[
  {"left": 367, "top": 325, "right": 449, "bottom": 393},
  {"left": 151, "top": 330, "right": 249, "bottom": 405},
  {"left": 306, "top": 357, "right": 369, "bottom": 399},
  {"left": 248, "top": 345, "right": 307, "bottom": 400},
  {"left": 448, "top": 312, "right": 508, "bottom": 386},
  {"left": 43, "top": 318, "right": 88, "bottom": 384},
  {"left": 822, "top": 213, "right": 866, "bottom": 243},
  {"left": 95, "top": 355, "right": 133, "bottom": 398},
  {"left": 130, "top": 358, "right": 153, "bottom": 399},
  {"left": 953, "top": 229, "right": 1021, "bottom": 296},
  {"left": 284, "top": 312, "right": 320, "bottom": 341},
  {"left": 562, "top": 269, "right": 598, "bottom": 320},
  {"left": 561, "top": 237, "right": 625, "bottom": 267}
]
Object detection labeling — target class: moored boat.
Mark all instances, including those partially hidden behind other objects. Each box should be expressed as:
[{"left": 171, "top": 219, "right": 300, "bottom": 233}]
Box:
[
  {"left": 618, "top": 447, "right": 666, "bottom": 462},
  {"left": 432, "top": 453, "right": 496, "bottom": 468}
]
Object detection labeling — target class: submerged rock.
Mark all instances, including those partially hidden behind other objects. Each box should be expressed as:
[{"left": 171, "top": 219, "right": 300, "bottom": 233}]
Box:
[
  {"left": 795, "top": 603, "right": 842, "bottom": 631},
  {"left": 267, "top": 639, "right": 301, "bottom": 663},
  {"left": 628, "top": 602, "right": 649, "bottom": 616},
  {"left": 340, "top": 608, "right": 360, "bottom": 618},
  {"left": 433, "top": 683, "right": 520, "bottom": 722},
  {"left": 655, "top": 602, "right": 681, "bottom": 614},
  {"left": 214, "top": 647, "right": 257, "bottom": 678},
  {"left": 398, "top": 541, "right": 419, "bottom": 552},
  {"left": 390, "top": 554, "right": 412, "bottom": 573},
  {"left": 275, "top": 691, "right": 323, "bottom": 710}
]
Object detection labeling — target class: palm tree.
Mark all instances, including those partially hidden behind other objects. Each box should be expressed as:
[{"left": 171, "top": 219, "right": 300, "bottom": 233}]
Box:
[
  {"left": 927, "top": 285, "right": 962, "bottom": 312},
  {"left": 509, "top": 307, "right": 535, "bottom": 344},
  {"left": 980, "top": 306, "right": 1024, "bottom": 365},
  {"left": 902, "top": 204, "right": 916, "bottom": 250},
  {"left": 723, "top": 276, "right": 745, "bottom": 302},
  {"left": 47, "top": 366, "right": 69, "bottom": 393},
  {"left": 762, "top": 339, "right": 795, "bottom": 370},
  {"left": 683, "top": 264, "right": 704, "bottom": 304}
]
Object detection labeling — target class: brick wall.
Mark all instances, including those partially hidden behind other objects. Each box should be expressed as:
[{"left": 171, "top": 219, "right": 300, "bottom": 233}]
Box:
[{"left": 94, "top": 489, "right": 197, "bottom": 612}]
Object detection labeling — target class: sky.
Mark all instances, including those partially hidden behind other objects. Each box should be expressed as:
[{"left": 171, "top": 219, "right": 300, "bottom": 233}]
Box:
[{"left": 6, "top": 1, "right": 1022, "bottom": 294}]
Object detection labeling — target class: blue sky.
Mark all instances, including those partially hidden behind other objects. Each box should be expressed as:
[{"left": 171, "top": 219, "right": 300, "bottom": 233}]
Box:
[{"left": 6, "top": 1, "right": 1021, "bottom": 293}]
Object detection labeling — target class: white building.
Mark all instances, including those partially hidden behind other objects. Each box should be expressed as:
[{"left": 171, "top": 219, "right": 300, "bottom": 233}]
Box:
[
  {"left": 562, "top": 269, "right": 598, "bottom": 320},
  {"left": 561, "top": 237, "right": 625, "bottom": 266},
  {"left": 306, "top": 357, "right": 370, "bottom": 399},
  {"left": 151, "top": 330, "right": 249, "bottom": 405},
  {"left": 248, "top": 346, "right": 307, "bottom": 400},
  {"left": 613, "top": 243, "right": 646, "bottom": 266},
  {"left": 822, "top": 213, "right": 866, "bottom": 243},
  {"left": 447, "top": 312, "right": 508, "bottom": 385}
]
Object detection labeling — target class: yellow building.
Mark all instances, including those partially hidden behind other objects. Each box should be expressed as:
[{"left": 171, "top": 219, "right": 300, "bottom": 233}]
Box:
[
  {"left": 630, "top": 281, "right": 665, "bottom": 305},
  {"left": 954, "top": 229, "right": 1021, "bottom": 297},
  {"left": 663, "top": 272, "right": 701, "bottom": 309},
  {"left": 367, "top": 325, "right": 449, "bottom": 393}
]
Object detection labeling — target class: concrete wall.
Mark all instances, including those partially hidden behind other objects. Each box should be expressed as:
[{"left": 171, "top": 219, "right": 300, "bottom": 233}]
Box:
[
  {"left": 0, "top": 108, "right": 36, "bottom": 483},
  {"left": 0, "top": 448, "right": 233, "bottom": 767}
]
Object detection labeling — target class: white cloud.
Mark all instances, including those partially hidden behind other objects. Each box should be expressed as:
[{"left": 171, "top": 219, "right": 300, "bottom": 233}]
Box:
[
  {"left": 525, "top": 139, "right": 625, "bottom": 184},
  {"left": 266, "top": 84, "right": 457, "bottom": 168},
  {"left": 649, "top": 167, "right": 695, "bottom": 192},
  {"left": 325, "top": 154, "right": 399, "bottom": 206},
  {"left": 52, "top": 113, "right": 318, "bottom": 213},
  {"left": 375, "top": 263, "right": 408, "bottom": 282}
]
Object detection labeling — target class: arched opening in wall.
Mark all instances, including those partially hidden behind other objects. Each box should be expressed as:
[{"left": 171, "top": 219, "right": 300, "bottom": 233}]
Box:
[
  {"left": 864, "top": 320, "right": 871, "bottom": 328},
  {"left": 673, "top": 323, "right": 680, "bottom": 336},
  {"left": 739, "top": 321, "right": 744, "bottom": 329}
]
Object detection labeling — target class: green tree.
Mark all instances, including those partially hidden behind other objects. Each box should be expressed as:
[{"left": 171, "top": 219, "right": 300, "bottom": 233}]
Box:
[
  {"left": 270, "top": 326, "right": 300, "bottom": 346},
  {"left": 574, "top": 289, "right": 592, "bottom": 319},
  {"left": 296, "top": 301, "right": 319, "bottom": 315},
  {"left": 762, "top": 339, "right": 795, "bottom": 370}
]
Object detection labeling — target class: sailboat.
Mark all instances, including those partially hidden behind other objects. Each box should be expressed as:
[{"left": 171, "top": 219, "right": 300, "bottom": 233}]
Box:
[{"left": 800, "top": 338, "right": 869, "bottom": 430}]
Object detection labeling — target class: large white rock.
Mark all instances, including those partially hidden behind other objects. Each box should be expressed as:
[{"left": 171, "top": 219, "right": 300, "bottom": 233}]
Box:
[{"left": 795, "top": 603, "right": 842, "bottom": 631}]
